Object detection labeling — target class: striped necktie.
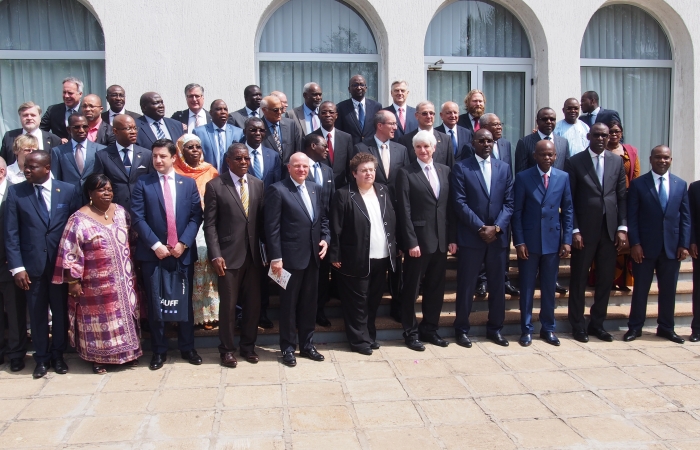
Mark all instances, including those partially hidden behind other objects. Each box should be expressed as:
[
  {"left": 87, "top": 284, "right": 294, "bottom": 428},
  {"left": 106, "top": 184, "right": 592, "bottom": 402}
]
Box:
[{"left": 240, "top": 177, "right": 249, "bottom": 217}]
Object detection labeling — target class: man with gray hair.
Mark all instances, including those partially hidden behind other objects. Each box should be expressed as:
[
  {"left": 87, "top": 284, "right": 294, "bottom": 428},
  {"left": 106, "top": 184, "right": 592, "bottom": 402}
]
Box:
[
  {"left": 383, "top": 80, "right": 417, "bottom": 139},
  {"left": 399, "top": 101, "right": 454, "bottom": 167},
  {"left": 40, "top": 76, "right": 84, "bottom": 142},
  {"left": 171, "top": 83, "right": 211, "bottom": 133},
  {"left": 291, "top": 82, "right": 323, "bottom": 137},
  {"left": 270, "top": 90, "right": 299, "bottom": 123},
  {"left": 1, "top": 102, "right": 61, "bottom": 164}
]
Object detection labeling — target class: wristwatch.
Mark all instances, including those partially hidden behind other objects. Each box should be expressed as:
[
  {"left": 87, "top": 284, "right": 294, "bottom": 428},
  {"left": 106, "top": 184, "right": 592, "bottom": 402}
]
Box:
[
  {"left": 179, "top": 241, "right": 188, "bottom": 249},
  {"left": 494, "top": 225, "right": 501, "bottom": 234}
]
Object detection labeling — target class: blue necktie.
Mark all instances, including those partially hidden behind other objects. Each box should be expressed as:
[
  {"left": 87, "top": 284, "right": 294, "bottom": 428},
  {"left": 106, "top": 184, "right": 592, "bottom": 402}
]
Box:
[
  {"left": 314, "top": 163, "right": 321, "bottom": 184},
  {"left": 35, "top": 185, "right": 49, "bottom": 223},
  {"left": 357, "top": 102, "right": 365, "bottom": 131},
  {"left": 659, "top": 176, "right": 668, "bottom": 212},
  {"left": 153, "top": 121, "right": 166, "bottom": 139},
  {"left": 251, "top": 149, "right": 262, "bottom": 179},
  {"left": 122, "top": 149, "right": 132, "bottom": 175},
  {"left": 449, "top": 130, "right": 458, "bottom": 155},
  {"left": 216, "top": 129, "right": 225, "bottom": 170}
]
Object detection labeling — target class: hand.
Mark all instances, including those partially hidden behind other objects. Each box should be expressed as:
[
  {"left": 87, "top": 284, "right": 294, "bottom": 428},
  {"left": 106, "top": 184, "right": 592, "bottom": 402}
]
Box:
[
  {"left": 169, "top": 242, "right": 186, "bottom": 258},
  {"left": 13, "top": 271, "right": 30, "bottom": 290},
  {"left": 615, "top": 231, "right": 628, "bottom": 251},
  {"left": 630, "top": 244, "right": 644, "bottom": 264},
  {"left": 690, "top": 243, "right": 698, "bottom": 259},
  {"left": 398, "top": 250, "right": 403, "bottom": 257},
  {"left": 60, "top": 137, "right": 69, "bottom": 144},
  {"left": 559, "top": 244, "right": 571, "bottom": 258},
  {"left": 212, "top": 258, "right": 226, "bottom": 276},
  {"left": 479, "top": 226, "right": 497, "bottom": 243},
  {"left": 448, "top": 243, "right": 458, "bottom": 254},
  {"left": 678, "top": 247, "right": 690, "bottom": 261},
  {"left": 154, "top": 245, "right": 171, "bottom": 260},
  {"left": 408, "top": 246, "right": 421, "bottom": 258},
  {"left": 332, "top": 262, "right": 342, "bottom": 269},
  {"left": 572, "top": 233, "right": 584, "bottom": 250},
  {"left": 271, "top": 260, "right": 283, "bottom": 277},
  {"left": 516, "top": 244, "right": 528, "bottom": 260},
  {"left": 318, "top": 240, "right": 328, "bottom": 259},
  {"left": 68, "top": 282, "right": 83, "bottom": 298}
]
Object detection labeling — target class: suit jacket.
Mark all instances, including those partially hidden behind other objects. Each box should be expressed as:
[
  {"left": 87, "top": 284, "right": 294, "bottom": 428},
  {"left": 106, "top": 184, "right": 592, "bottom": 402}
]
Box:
[
  {"left": 171, "top": 109, "right": 213, "bottom": 132},
  {"left": 457, "top": 113, "right": 476, "bottom": 132},
  {"left": 628, "top": 172, "right": 690, "bottom": 260},
  {"left": 0, "top": 181, "right": 14, "bottom": 282},
  {"left": 39, "top": 103, "right": 73, "bottom": 140},
  {"left": 93, "top": 144, "right": 154, "bottom": 211},
  {"left": 450, "top": 156, "right": 514, "bottom": 249},
  {"left": 134, "top": 116, "right": 185, "bottom": 149},
  {"left": 1, "top": 129, "right": 62, "bottom": 165},
  {"left": 192, "top": 122, "right": 244, "bottom": 171},
  {"left": 512, "top": 166, "right": 574, "bottom": 255},
  {"left": 335, "top": 98, "right": 382, "bottom": 145},
  {"left": 688, "top": 180, "right": 700, "bottom": 247},
  {"left": 396, "top": 161, "right": 455, "bottom": 254},
  {"left": 247, "top": 145, "right": 282, "bottom": 189},
  {"left": 51, "top": 140, "right": 106, "bottom": 191},
  {"left": 93, "top": 120, "right": 117, "bottom": 147},
  {"left": 227, "top": 107, "right": 252, "bottom": 129},
  {"left": 264, "top": 177, "right": 330, "bottom": 270},
  {"left": 515, "top": 133, "right": 569, "bottom": 174},
  {"left": 311, "top": 127, "right": 352, "bottom": 189},
  {"left": 290, "top": 104, "right": 320, "bottom": 137},
  {"left": 329, "top": 181, "right": 396, "bottom": 277},
  {"left": 580, "top": 108, "right": 621, "bottom": 127},
  {"left": 101, "top": 109, "right": 141, "bottom": 124},
  {"left": 4, "top": 180, "right": 81, "bottom": 277},
  {"left": 434, "top": 124, "right": 474, "bottom": 163},
  {"left": 309, "top": 162, "right": 335, "bottom": 217},
  {"left": 352, "top": 137, "right": 410, "bottom": 203},
  {"left": 131, "top": 172, "right": 203, "bottom": 265},
  {"left": 262, "top": 118, "right": 303, "bottom": 165},
  {"left": 399, "top": 129, "right": 455, "bottom": 167},
  {"left": 203, "top": 171, "right": 264, "bottom": 269},
  {"left": 565, "top": 149, "right": 627, "bottom": 242},
  {"left": 383, "top": 104, "right": 418, "bottom": 139}
]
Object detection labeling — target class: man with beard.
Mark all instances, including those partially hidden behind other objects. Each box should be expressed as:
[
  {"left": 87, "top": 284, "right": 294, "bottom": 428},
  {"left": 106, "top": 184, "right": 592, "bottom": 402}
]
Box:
[
  {"left": 81, "top": 94, "right": 116, "bottom": 146},
  {"left": 291, "top": 83, "right": 323, "bottom": 136},
  {"left": 553, "top": 98, "right": 590, "bottom": 156},
  {"left": 457, "top": 89, "right": 485, "bottom": 132}
]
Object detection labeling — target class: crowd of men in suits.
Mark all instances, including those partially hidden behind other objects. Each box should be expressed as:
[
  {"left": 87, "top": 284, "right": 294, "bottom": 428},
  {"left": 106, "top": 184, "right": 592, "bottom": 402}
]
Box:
[{"left": 0, "top": 73, "right": 698, "bottom": 377}]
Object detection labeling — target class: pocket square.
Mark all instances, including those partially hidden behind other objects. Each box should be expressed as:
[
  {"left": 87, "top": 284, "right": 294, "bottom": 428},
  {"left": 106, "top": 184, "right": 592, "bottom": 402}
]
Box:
[
  {"left": 56, "top": 203, "right": 68, "bottom": 209},
  {"left": 137, "top": 165, "right": 147, "bottom": 169}
]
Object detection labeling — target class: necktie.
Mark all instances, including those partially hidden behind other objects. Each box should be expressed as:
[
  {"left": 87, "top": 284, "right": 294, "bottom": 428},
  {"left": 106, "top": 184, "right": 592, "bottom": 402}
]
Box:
[
  {"left": 313, "top": 163, "right": 321, "bottom": 184},
  {"left": 299, "top": 184, "right": 314, "bottom": 220},
  {"left": 492, "top": 142, "right": 500, "bottom": 160},
  {"left": 251, "top": 149, "right": 262, "bottom": 179},
  {"left": 162, "top": 175, "right": 178, "bottom": 247},
  {"left": 216, "top": 129, "right": 225, "bottom": 170},
  {"left": 195, "top": 113, "right": 203, "bottom": 129},
  {"left": 449, "top": 130, "right": 458, "bottom": 155},
  {"left": 480, "top": 159, "right": 491, "bottom": 195},
  {"left": 326, "top": 133, "right": 334, "bottom": 164},
  {"left": 381, "top": 144, "right": 390, "bottom": 177},
  {"left": 357, "top": 102, "right": 365, "bottom": 131},
  {"left": 473, "top": 118, "right": 480, "bottom": 131},
  {"left": 398, "top": 107, "right": 405, "bottom": 130},
  {"left": 425, "top": 165, "right": 438, "bottom": 198},
  {"left": 310, "top": 111, "right": 320, "bottom": 132},
  {"left": 543, "top": 173, "right": 549, "bottom": 189},
  {"left": 272, "top": 124, "right": 282, "bottom": 154},
  {"left": 35, "top": 185, "right": 49, "bottom": 223},
  {"left": 590, "top": 113, "right": 597, "bottom": 124},
  {"left": 659, "top": 176, "right": 668, "bottom": 211},
  {"left": 546, "top": 135, "right": 552, "bottom": 141},
  {"left": 595, "top": 154, "right": 604, "bottom": 187},
  {"left": 154, "top": 120, "right": 166, "bottom": 139},
  {"left": 240, "top": 177, "right": 249, "bottom": 217},
  {"left": 251, "top": 110, "right": 258, "bottom": 117},
  {"left": 75, "top": 142, "right": 84, "bottom": 174},
  {"left": 122, "top": 149, "right": 132, "bottom": 175}
]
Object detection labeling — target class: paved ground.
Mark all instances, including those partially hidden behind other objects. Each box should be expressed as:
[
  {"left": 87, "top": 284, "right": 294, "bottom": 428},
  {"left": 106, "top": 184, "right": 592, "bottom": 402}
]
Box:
[{"left": 1, "top": 327, "right": 700, "bottom": 449}]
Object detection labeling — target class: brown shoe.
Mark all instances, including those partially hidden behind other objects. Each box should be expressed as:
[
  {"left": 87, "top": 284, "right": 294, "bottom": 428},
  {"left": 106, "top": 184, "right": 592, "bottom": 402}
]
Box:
[
  {"left": 220, "top": 352, "right": 238, "bottom": 368},
  {"left": 240, "top": 350, "right": 260, "bottom": 364}
]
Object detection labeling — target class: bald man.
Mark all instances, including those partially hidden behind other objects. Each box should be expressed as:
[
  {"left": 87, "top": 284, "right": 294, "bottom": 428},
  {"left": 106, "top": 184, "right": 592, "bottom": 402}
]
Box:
[{"left": 260, "top": 95, "right": 303, "bottom": 167}]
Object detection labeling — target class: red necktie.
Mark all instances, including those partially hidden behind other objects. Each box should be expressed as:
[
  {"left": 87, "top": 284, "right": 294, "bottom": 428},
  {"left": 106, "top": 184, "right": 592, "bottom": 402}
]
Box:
[
  {"left": 327, "top": 133, "right": 334, "bottom": 165},
  {"left": 162, "top": 175, "right": 178, "bottom": 247},
  {"left": 473, "top": 118, "right": 480, "bottom": 131},
  {"left": 543, "top": 173, "right": 549, "bottom": 189}
]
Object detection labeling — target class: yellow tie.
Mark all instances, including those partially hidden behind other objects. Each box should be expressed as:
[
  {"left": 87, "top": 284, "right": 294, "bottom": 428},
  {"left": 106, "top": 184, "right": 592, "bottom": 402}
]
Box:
[{"left": 240, "top": 177, "right": 249, "bottom": 217}]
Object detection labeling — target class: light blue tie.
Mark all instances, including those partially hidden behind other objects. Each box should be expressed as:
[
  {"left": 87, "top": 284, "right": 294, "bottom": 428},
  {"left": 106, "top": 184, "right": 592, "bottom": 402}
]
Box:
[
  {"left": 313, "top": 163, "right": 321, "bottom": 184},
  {"left": 449, "top": 130, "right": 458, "bottom": 155},
  {"left": 299, "top": 184, "right": 314, "bottom": 220},
  {"left": 595, "top": 154, "right": 604, "bottom": 188},
  {"left": 659, "top": 176, "right": 668, "bottom": 212},
  {"left": 153, "top": 120, "right": 166, "bottom": 139},
  {"left": 251, "top": 149, "right": 262, "bottom": 179},
  {"left": 216, "top": 129, "right": 225, "bottom": 170}
]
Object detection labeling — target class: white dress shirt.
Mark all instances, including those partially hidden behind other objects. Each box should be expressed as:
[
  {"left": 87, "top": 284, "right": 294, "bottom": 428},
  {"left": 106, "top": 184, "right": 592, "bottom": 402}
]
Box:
[
  {"left": 6, "top": 162, "right": 25, "bottom": 185},
  {"left": 652, "top": 170, "right": 671, "bottom": 198},
  {"left": 303, "top": 104, "right": 320, "bottom": 134},
  {"left": 71, "top": 139, "right": 87, "bottom": 160},
  {"left": 538, "top": 130, "right": 554, "bottom": 141},
  {"left": 474, "top": 153, "right": 492, "bottom": 193},
  {"left": 116, "top": 142, "right": 134, "bottom": 166},
  {"left": 311, "top": 161, "right": 323, "bottom": 185},
  {"left": 0, "top": 178, "right": 7, "bottom": 205},
  {"left": 393, "top": 103, "right": 406, "bottom": 126},
  {"left": 554, "top": 119, "right": 589, "bottom": 156},
  {"left": 187, "top": 109, "right": 207, "bottom": 133},
  {"left": 64, "top": 102, "right": 81, "bottom": 126},
  {"left": 363, "top": 188, "right": 389, "bottom": 259},
  {"left": 229, "top": 170, "right": 248, "bottom": 199},
  {"left": 245, "top": 107, "right": 260, "bottom": 118},
  {"left": 445, "top": 124, "right": 458, "bottom": 146},
  {"left": 10, "top": 177, "right": 52, "bottom": 275},
  {"left": 151, "top": 170, "right": 177, "bottom": 251},
  {"left": 145, "top": 115, "right": 172, "bottom": 140},
  {"left": 417, "top": 159, "right": 440, "bottom": 197},
  {"left": 108, "top": 108, "right": 127, "bottom": 125},
  {"left": 352, "top": 98, "right": 366, "bottom": 122},
  {"left": 26, "top": 127, "right": 44, "bottom": 150},
  {"left": 246, "top": 142, "right": 265, "bottom": 176},
  {"left": 588, "top": 106, "right": 601, "bottom": 124},
  {"left": 320, "top": 127, "right": 335, "bottom": 149}
]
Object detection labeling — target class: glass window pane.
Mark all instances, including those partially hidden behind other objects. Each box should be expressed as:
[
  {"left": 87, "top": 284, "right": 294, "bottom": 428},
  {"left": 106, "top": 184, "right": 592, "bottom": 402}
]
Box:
[
  {"left": 581, "top": 66, "right": 671, "bottom": 172},
  {"left": 260, "top": 0, "right": 376, "bottom": 54},
  {"left": 427, "top": 71, "right": 471, "bottom": 127},
  {"left": 581, "top": 5, "right": 671, "bottom": 60},
  {"left": 425, "top": 0, "right": 530, "bottom": 57},
  {"left": 482, "top": 71, "right": 525, "bottom": 146},
  {"left": 259, "top": 61, "right": 378, "bottom": 107}
]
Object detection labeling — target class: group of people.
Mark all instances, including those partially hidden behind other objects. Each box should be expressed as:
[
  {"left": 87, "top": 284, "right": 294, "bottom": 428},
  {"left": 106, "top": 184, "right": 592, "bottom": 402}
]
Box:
[{"left": 0, "top": 74, "right": 698, "bottom": 379}]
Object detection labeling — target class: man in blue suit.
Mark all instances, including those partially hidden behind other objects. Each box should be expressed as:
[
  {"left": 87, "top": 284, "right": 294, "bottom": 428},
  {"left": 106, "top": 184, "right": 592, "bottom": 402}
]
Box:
[
  {"left": 435, "top": 101, "right": 473, "bottom": 163},
  {"left": 193, "top": 99, "right": 244, "bottom": 171},
  {"left": 51, "top": 114, "right": 105, "bottom": 194},
  {"left": 131, "top": 139, "right": 203, "bottom": 370},
  {"left": 451, "top": 128, "right": 514, "bottom": 348},
  {"left": 335, "top": 74, "right": 383, "bottom": 145},
  {"left": 5, "top": 151, "right": 81, "bottom": 378},
  {"left": 135, "top": 92, "right": 185, "bottom": 149},
  {"left": 624, "top": 146, "right": 690, "bottom": 344},
  {"left": 580, "top": 91, "right": 621, "bottom": 127},
  {"left": 513, "top": 140, "right": 573, "bottom": 347},
  {"left": 383, "top": 80, "right": 418, "bottom": 140}
]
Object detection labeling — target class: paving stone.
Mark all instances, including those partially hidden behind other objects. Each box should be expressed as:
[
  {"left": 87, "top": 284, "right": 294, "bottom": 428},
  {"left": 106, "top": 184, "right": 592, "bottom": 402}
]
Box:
[
  {"left": 91, "top": 390, "right": 153, "bottom": 416},
  {"left": 353, "top": 401, "right": 423, "bottom": 428},
  {"left": 572, "top": 366, "right": 644, "bottom": 389},
  {"left": 517, "top": 370, "right": 585, "bottom": 392},
  {"left": 403, "top": 376, "right": 470, "bottom": 399},
  {"left": 497, "top": 353, "right": 559, "bottom": 372},
  {"left": 290, "top": 431, "right": 361, "bottom": 450},
  {"left": 366, "top": 428, "right": 442, "bottom": 449},
  {"left": 286, "top": 380, "right": 345, "bottom": 406},
  {"left": 463, "top": 373, "right": 527, "bottom": 396},
  {"left": 392, "top": 358, "right": 452, "bottom": 378},
  {"left": 435, "top": 423, "right": 516, "bottom": 449},
  {"left": 345, "top": 378, "right": 408, "bottom": 402},
  {"left": 548, "top": 350, "right": 611, "bottom": 369},
  {"left": 154, "top": 387, "right": 219, "bottom": 412},
  {"left": 657, "top": 384, "right": 700, "bottom": 409},
  {"left": 68, "top": 414, "right": 145, "bottom": 444},
  {"left": 288, "top": 405, "right": 355, "bottom": 432},
  {"left": 18, "top": 394, "right": 90, "bottom": 419},
  {"left": 145, "top": 411, "right": 216, "bottom": 440},
  {"left": 623, "top": 364, "right": 696, "bottom": 386},
  {"left": 0, "top": 418, "right": 71, "bottom": 448},
  {"left": 218, "top": 408, "right": 284, "bottom": 435},
  {"left": 480, "top": 394, "right": 554, "bottom": 420},
  {"left": 542, "top": 390, "right": 615, "bottom": 417},
  {"left": 444, "top": 355, "right": 505, "bottom": 375},
  {"left": 568, "top": 415, "right": 654, "bottom": 442},
  {"left": 600, "top": 387, "right": 677, "bottom": 413},
  {"left": 502, "top": 418, "right": 585, "bottom": 448},
  {"left": 223, "top": 385, "right": 283, "bottom": 409},
  {"left": 418, "top": 398, "right": 489, "bottom": 425},
  {"left": 635, "top": 411, "right": 700, "bottom": 439},
  {"left": 338, "top": 360, "right": 395, "bottom": 380}
]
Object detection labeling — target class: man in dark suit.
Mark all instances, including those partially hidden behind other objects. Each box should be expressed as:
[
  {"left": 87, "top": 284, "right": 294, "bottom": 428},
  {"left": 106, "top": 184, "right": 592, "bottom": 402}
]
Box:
[
  {"left": 515, "top": 108, "right": 570, "bottom": 175},
  {"left": 291, "top": 82, "right": 323, "bottom": 137},
  {"left": 436, "top": 101, "right": 473, "bottom": 163},
  {"left": 171, "top": 83, "right": 212, "bottom": 133},
  {"left": 261, "top": 95, "right": 302, "bottom": 165},
  {"left": 102, "top": 85, "right": 141, "bottom": 125},
  {"left": 397, "top": 130, "right": 456, "bottom": 351},
  {"left": 624, "top": 146, "right": 690, "bottom": 344},
  {"left": 192, "top": 99, "right": 244, "bottom": 171},
  {"left": 93, "top": 114, "right": 154, "bottom": 211},
  {"left": 451, "top": 128, "right": 514, "bottom": 348},
  {"left": 1, "top": 102, "right": 61, "bottom": 164},
  {"left": 457, "top": 89, "right": 485, "bottom": 132},
  {"left": 335, "top": 74, "right": 383, "bottom": 145},
  {"left": 204, "top": 143, "right": 264, "bottom": 366},
  {"left": 399, "top": 101, "right": 454, "bottom": 167},
  {"left": 135, "top": 92, "right": 185, "bottom": 149},
  {"left": 5, "top": 151, "right": 81, "bottom": 378},
  {"left": 265, "top": 152, "right": 330, "bottom": 367},
  {"left": 688, "top": 179, "right": 700, "bottom": 342},
  {"left": 565, "top": 123, "right": 628, "bottom": 343},
  {"left": 312, "top": 101, "right": 352, "bottom": 189},
  {"left": 50, "top": 114, "right": 105, "bottom": 192},
  {"left": 580, "top": 91, "right": 621, "bottom": 127},
  {"left": 39, "top": 77, "right": 84, "bottom": 142},
  {"left": 383, "top": 80, "right": 418, "bottom": 139},
  {"left": 228, "top": 85, "right": 263, "bottom": 129},
  {"left": 512, "top": 140, "right": 573, "bottom": 347},
  {"left": 81, "top": 94, "right": 116, "bottom": 147},
  {"left": 131, "top": 139, "right": 203, "bottom": 370}
]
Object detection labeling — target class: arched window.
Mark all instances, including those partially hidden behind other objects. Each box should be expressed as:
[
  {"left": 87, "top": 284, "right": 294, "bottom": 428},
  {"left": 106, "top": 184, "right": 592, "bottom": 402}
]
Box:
[
  {"left": 0, "top": 0, "right": 105, "bottom": 135},
  {"left": 257, "top": 0, "right": 379, "bottom": 106},
  {"left": 425, "top": 0, "right": 532, "bottom": 144},
  {"left": 581, "top": 4, "right": 672, "bottom": 171}
]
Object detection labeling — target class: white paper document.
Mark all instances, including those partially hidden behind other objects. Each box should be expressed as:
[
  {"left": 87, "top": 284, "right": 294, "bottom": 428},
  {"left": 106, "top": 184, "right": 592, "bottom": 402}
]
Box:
[{"left": 268, "top": 266, "right": 291, "bottom": 290}]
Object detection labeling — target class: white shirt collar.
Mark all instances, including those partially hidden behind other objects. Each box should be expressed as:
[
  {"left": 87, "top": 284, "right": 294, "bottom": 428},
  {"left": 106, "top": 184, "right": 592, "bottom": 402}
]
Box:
[
  {"left": 537, "top": 130, "right": 553, "bottom": 140},
  {"left": 444, "top": 123, "right": 458, "bottom": 133},
  {"left": 189, "top": 109, "right": 204, "bottom": 118},
  {"left": 321, "top": 127, "right": 334, "bottom": 137},
  {"left": 66, "top": 102, "right": 81, "bottom": 112},
  {"left": 246, "top": 142, "right": 261, "bottom": 153},
  {"left": 229, "top": 169, "right": 247, "bottom": 184},
  {"left": 352, "top": 98, "right": 366, "bottom": 108},
  {"left": 537, "top": 166, "right": 552, "bottom": 177},
  {"left": 475, "top": 154, "right": 490, "bottom": 164},
  {"left": 652, "top": 170, "right": 669, "bottom": 182},
  {"left": 291, "top": 177, "right": 305, "bottom": 188},
  {"left": 116, "top": 142, "right": 133, "bottom": 152},
  {"left": 303, "top": 104, "right": 318, "bottom": 116},
  {"left": 417, "top": 159, "right": 433, "bottom": 171},
  {"left": 374, "top": 136, "right": 390, "bottom": 148},
  {"left": 110, "top": 108, "right": 126, "bottom": 116},
  {"left": 71, "top": 138, "right": 87, "bottom": 149},
  {"left": 145, "top": 115, "right": 163, "bottom": 126},
  {"left": 34, "top": 177, "right": 52, "bottom": 190},
  {"left": 245, "top": 107, "right": 260, "bottom": 116},
  {"left": 588, "top": 148, "right": 604, "bottom": 159},
  {"left": 591, "top": 107, "right": 601, "bottom": 115},
  {"left": 392, "top": 103, "right": 405, "bottom": 113},
  {"left": 159, "top": 169, "right": 175, "bottom": 179}
]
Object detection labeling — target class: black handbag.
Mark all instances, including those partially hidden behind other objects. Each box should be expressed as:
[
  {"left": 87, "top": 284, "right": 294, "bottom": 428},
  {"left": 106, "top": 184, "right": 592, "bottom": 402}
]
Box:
[{"left": 150, "top": 260, "right": 190, "bottom": 322}]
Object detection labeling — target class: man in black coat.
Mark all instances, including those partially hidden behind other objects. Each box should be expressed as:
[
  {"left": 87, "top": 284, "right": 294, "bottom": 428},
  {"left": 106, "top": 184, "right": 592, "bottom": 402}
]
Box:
[
  {"left": 1, "top": 102, "right": 61, "bottom": 165},
  {"left": 101, "top": 85, "right": 141, "bottom": 125},
  {"left": 399, "top": 101, "right": 454, "bottom": 167},
  {"left": 312, "top": 101, "right": 353, "bottom": 189},
  {"left": 580, "top": 91, "right": 621, "bottom": 127},
  {"left": 335, "top": 75, "right": 382, "bottom": 145},
  {"left": 39, "top": 77, "right": 84, "bottom": 142},
  {"left": 171, "top": 83, "right": 212, "bottom": 133}
]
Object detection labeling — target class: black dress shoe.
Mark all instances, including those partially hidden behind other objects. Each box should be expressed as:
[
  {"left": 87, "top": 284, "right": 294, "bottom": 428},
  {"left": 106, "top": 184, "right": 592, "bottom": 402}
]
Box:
[
  {"left": 33, "top": 362, "right": 49, "bottom": 379},
  {"left": 370, "top": 341, "right": 380, "bottom": 350},
  {"left": 588, "top": 327, "right": 614, "bottom": 342},
  {"left": 281, "top": 351, "right": 297, "bottom": 367},
  {"left": 519, "top": 333, "right": 532, "bottom": 347},
  {"left": 475, "top": 282, "right": 487, "bottom": 297},
  {"left": 573, "top": 331, "right": 589, "bottom": 343},
  {"left": 354, "top": 347, "right": 373, "bottom": 355},
  {"left": 51, "top": 358, "right": 69, "bottom": 374},
  {"left": 181, "top": 350, "right": 203, "bottom": 365},
  {"left": 456, "top": 332, "right": 472, "bottom": 348},
  {"left": 657, "top": 328, "right": 685, "bottom": 344},
  {"left": 299, "top": 347, "right": 325, "bottom": 361},
  {"left": 220, "top": 352, "right": 238, "bottom": 368},
  {"left": 504, "top": 282, "right": 520, "bottom": 296},
  {"left": 406, "top": 339, "right": 426, "bottom": 352},
  {"left": 623, "top": 329, "right": 642, "bottom": 342},
  {"left": 149, "top": 353, "right": 167, "bottom": 370},
  {"left": 690, "top": 332, "right": 700, "bottom": 343},
  {"left": 10, "top": 358, "right": 25, "bottom": 372},
  {"left": 539, "top": 331, "right": 561, "bottom": 346},
  {"left": 555, "top": 282, "right": 568, "bottom": 295},
  {"left": 315, "top": 312, "right": 331, "bottom": 327},
  {"left": 486, "top": 331, "right": 509, "bottom": 347},
  {"left": 240, "top": 350, "right": 259, "bottom": 364},
  {"left": 258, "top": 314, "right": 274, "bottom": 329},
  {"left": 421, "top": 334, "right": 449, "bottom": 347}
]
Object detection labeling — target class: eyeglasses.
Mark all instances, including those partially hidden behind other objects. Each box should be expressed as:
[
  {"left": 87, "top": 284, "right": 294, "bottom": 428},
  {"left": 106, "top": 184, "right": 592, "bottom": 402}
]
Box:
[
  {"left": 381, "top": 122, "right": 398, "bottom": 127},
  {"left": 475, "top": 138, "right": 494, "bottom": 144},
  {"left": 538, "top": 117, "right": 556, "bottom": 122},
  {"left": 184, "top": 144, "right": 202, "bottom": 150},
  {"left": 350, "top": 83, "right": 367, "bottom": 88},
  {"left": 114, "top": 126, "right": 138, "bottom": 132},
  {"left": 247, "top": 127, "right": 266, "bottom": 133},
  {"left": 264, "top": 107, "right": 283, "bottom": 113},
  {"left": 419, "top": 111, "right": 436, "bottom": 116},
  {"left": 591, "top": 133, "right": 609, "bottom": 138},
  {"left": 232, "top": 156, "right": 252, "bottom": 162}
]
